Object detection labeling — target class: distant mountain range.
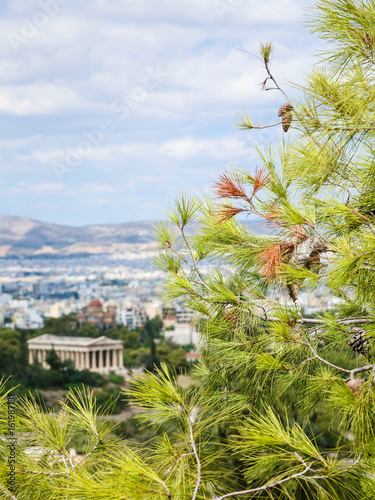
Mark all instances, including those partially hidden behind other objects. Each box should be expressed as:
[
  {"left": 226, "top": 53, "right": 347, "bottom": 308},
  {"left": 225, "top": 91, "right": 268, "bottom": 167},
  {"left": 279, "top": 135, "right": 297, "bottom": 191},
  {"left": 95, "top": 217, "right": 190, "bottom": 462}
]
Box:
[{"left": 0, "top": 216, "right": 267, "bottom": 258}]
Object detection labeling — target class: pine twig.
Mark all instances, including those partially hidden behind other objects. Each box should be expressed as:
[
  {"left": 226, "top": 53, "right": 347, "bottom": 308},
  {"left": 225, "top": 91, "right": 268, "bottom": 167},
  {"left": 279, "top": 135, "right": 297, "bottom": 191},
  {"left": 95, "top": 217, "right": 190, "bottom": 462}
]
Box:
[
  {"left": 72, "top": 437, "right": 100, "bottom": 469},
  {"left": 189, "top": 410, "right": 201, "bottom": 500},
  {"left": 299, "top": 335, "right": 375, "bottom": 378},
  {"left": 213, "top": 463, "right": 312, "bottom": 500},
  {"left": 266, "top": 316, "right": 374, "bottom": 326},
  {"left": 252, "top": 122, "right": 283, "bottom": 129}
]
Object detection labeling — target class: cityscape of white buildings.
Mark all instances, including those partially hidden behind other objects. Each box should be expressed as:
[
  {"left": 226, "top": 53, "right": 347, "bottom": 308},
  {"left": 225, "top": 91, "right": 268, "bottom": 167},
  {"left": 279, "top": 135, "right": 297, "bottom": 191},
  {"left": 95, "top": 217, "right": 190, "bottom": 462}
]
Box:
[
  {"left": 0, "top": 255, "right": 201, "bottom": 344},
  {"left": 0, "top": 254, "right": 340, "bottom": 345}
]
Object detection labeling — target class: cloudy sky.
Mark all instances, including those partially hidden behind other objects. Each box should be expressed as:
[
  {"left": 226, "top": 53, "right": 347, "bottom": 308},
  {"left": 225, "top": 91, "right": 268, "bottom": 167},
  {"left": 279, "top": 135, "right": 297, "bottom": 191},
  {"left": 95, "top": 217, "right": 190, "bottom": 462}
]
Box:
[{"left": 0, "top": 0, "right": 322, "bottom": 226}]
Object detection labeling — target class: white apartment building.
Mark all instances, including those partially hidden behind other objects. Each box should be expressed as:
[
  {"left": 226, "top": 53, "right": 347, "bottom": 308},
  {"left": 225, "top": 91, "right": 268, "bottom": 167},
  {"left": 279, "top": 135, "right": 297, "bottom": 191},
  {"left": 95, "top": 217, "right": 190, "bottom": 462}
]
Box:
[{"left": 119, "top": 307, "right": 147, "bottom": 330}]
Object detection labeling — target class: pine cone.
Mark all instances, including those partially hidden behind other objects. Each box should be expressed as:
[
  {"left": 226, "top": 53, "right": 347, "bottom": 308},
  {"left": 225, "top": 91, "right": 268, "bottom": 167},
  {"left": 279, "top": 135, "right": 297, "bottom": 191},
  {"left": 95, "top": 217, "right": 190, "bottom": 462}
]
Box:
[
  {"left": 348, "top": 328, "right": 369, "bottom": 356},
  {"left": 278, "top": 103, "right": 293, "bottom": 117},
  {"left": 282, "top": 113, "right": 292, "bottom": 132},
  {"left": 284, "top": 236, "right": 327, "bottom": 302},
  {"left": 287, "top": 283, "right": 299, "bottom": 302},
  {"left": 346, "top": 378, "right": 364, "bottom": 395}
]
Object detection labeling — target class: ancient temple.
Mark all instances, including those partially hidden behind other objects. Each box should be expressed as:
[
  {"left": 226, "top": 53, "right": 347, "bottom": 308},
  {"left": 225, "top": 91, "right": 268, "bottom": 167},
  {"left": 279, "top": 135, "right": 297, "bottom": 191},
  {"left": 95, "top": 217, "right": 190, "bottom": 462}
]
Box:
[{"left": 27, "top": 334, "right": 124, "bottom": 373}]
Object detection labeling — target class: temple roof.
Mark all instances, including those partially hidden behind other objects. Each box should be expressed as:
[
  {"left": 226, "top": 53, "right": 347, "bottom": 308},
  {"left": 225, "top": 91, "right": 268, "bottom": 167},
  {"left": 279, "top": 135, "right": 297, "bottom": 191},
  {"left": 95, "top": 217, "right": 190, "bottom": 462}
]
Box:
[{"left": 27, "top": 334, "right": 123, "bottom": 348}]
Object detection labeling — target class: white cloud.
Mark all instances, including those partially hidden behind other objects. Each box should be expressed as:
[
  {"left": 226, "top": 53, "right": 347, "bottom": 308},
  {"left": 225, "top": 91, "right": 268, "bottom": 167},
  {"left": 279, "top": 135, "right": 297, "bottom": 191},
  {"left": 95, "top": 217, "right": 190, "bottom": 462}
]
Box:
[
  {"left": 159, "top": 136, "right": 245, "bottom": 160},
  {"left": 0, "top": 83, "right": 94, "bottom": 115},
  {"left": 0, "top": 0, "right": 320, "bottom": 224}
]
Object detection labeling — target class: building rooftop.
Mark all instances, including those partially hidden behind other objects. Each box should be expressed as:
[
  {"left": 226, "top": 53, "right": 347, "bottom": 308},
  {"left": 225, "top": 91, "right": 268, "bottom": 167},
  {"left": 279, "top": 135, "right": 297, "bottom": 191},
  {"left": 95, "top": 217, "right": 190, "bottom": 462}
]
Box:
[
  {"left": 88, "top": 299, "right": 102, "bottom": 307},
  {"left": 27, "top": 334, "right": 122, "bottom": 347}
]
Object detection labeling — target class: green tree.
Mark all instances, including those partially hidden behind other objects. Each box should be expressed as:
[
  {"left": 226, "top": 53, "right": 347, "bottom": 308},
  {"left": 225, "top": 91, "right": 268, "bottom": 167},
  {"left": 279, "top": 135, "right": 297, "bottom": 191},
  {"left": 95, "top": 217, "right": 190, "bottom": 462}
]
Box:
[
  {"left": 119, "top": 328, "right": 140, "bottom": 349},
  {"left": 42, "top": 314, "right": 78, "bottom": 336},
  {"left": 79, "top": 322, "right": 100, "bottom": 338},
  {"left": 0, "top": 328, "right": 22, "bottom": 378},
  {"left": 156, "top": 340, "right": 188, "bottom": 372},
  {"left": 45, "top": 348, "right": 63, "bottom": 371},
  {"left": 140, "top": 316, "right": 163, "bottom": 371}
]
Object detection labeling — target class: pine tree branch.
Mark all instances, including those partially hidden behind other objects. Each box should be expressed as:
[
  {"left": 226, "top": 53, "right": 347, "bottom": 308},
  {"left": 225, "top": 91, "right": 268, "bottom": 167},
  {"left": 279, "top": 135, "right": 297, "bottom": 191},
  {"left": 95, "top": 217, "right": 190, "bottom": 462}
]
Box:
[
  {"left": 351, "top": 364, "right": 375, "bottom": 378},
  {"left": 72, "top": 437, "right": 100, "bottom": 469},
  {"left": 60, "top": 453, "right": 70, "bottom": 500},
  {"left": 189, "top": 411, "right": 202, "bottom": 500},
  {"left": 181, "top": 226, "right": 197, "bottom": 269},
  {"left": 212, "top": 463, "right": 312, "bottom": 500},
  {"left": 299, "top": 335, "right": 375, "bottom": 378},
  {"left": 299, "top": 336, "right": 351, "bottom": 374},
  {"left": 338, "top": 317, "right": 374, "bottom": 325},
  {"left": 22, "top": 438, "right": 101, "bottom": 480},
  {"left": 266, "top": 317, "right": 374, "bottom": 325},
  {"left": 290, "top": 356, "right": 316, "bottom": 370},
  {"left": 264, "top": 60, "right": 290, "bottom": 103},
  {"left": 166, "top": 240, "right": 211, "bottom": 293},
  {"left": 252, "top": 122, "right": 283, "bottom": 129}
]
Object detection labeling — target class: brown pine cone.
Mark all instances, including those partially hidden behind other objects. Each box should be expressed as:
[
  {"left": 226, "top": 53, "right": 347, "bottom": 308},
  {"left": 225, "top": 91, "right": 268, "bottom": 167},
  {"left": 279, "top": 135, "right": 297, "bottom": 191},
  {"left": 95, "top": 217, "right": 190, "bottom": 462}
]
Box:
[
  {"left": 287, "top": 283, "right": 299, "bottom": 302},
  {"left": 348, "top": 328, "right": 369, "bottom": 356},
  {"left": 346, "top": 379, "right": 364, "bottom": 395},
  {"left": 278, "top": 103, "right": 293, "bottom": 117},
  {"left": 282, "top": 113, "right": 292, "bottom": 132}
]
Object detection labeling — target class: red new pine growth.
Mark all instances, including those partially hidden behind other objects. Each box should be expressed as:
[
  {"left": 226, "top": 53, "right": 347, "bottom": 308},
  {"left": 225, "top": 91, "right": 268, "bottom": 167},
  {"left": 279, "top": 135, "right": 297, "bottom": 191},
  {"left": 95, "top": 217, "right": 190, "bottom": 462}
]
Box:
[
  {"left": 291, "top": 225, "right": 309, "bottom": 241},
  {"left": 259, "top": 242, "right": 294, "bottom": 281},
  {"left": 215, "top": 205, "right": 246, "bottom": 224},
  {"left": 251, "top": 167, "right": 271, "bottom": 198},
  {"left": 262, "top": 205, "right": 287, "bottom": 229},
  {"left": 213, "top": 173, "right": 249, "bottom": 201}
]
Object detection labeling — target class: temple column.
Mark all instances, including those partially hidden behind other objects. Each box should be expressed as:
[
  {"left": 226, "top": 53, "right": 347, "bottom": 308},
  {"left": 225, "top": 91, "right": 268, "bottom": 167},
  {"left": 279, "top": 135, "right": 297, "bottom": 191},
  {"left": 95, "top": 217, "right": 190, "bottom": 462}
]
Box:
[
  {"left": 112, "top": 349, "right": 117, "bottom": 369},
  {"left": 118, "top": 349, "right": 124, "bottom": 368},
  {"left": 99, "top": 349, "right": 103, "bottom": 371},
  {"left": 29, "top": 349, "right": 33, "bottom": 364}
]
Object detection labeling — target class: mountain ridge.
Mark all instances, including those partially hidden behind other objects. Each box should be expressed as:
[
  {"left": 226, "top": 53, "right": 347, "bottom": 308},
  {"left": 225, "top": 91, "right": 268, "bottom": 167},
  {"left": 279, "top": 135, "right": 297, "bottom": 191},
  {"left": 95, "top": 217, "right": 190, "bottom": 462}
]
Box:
[{"left": 0, "top": 216, "right": 266, "bottom": 258}]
